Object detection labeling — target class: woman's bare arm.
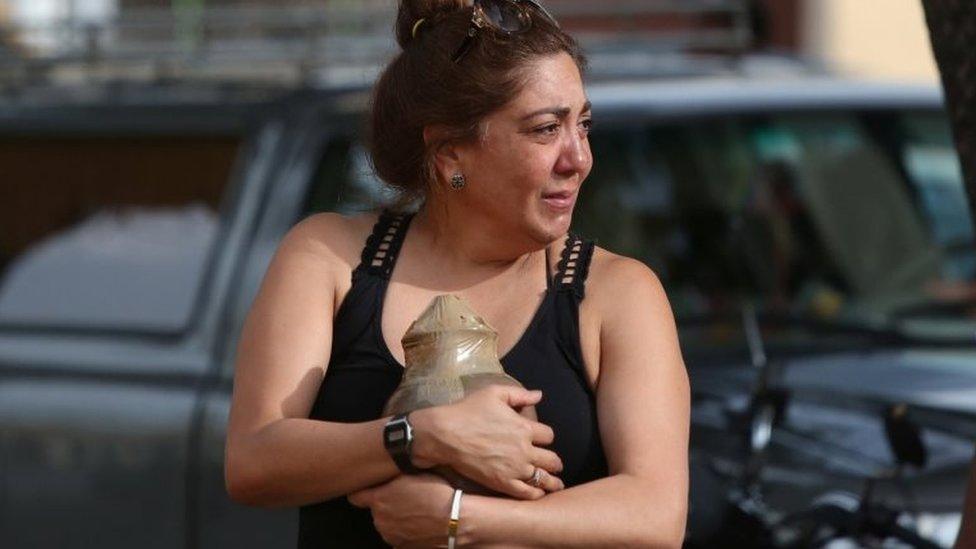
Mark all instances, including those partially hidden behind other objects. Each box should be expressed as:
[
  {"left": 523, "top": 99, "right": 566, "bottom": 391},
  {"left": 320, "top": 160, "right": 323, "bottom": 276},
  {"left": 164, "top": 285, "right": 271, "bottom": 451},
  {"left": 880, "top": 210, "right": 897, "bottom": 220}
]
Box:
[
  {"left": 457, "top": 256, "right": 690, "bottom": 548},
  {"left": 224, "top": 213, "right": 409, "bottom": 506}
]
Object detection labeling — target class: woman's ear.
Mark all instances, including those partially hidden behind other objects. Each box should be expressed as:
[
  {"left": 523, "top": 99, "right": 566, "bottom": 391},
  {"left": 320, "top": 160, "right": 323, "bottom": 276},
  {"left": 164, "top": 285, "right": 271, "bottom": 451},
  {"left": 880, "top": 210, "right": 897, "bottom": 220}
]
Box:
[{"left": 423, "top": 125, "right": 462, "bottom": 187}]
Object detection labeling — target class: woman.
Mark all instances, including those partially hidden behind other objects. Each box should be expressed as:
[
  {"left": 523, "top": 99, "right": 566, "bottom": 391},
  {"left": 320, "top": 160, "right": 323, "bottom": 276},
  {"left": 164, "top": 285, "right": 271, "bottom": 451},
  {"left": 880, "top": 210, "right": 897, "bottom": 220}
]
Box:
[{"left": 224, "top": 0, "right": 689, "bottom": 547}]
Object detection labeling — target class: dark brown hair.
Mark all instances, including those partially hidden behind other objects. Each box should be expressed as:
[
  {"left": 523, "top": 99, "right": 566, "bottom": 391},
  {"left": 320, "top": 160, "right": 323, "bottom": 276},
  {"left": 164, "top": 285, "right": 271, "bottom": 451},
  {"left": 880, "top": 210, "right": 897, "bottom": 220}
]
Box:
[{"left": 369, "top": 0, "right": 587, "bottom": 209}]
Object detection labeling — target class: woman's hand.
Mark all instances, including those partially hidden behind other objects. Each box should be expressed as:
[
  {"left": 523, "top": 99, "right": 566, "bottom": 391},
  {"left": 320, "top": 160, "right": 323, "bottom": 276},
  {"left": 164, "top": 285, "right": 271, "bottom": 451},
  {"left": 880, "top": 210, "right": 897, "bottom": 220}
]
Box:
[
  {"left": 409, "top": 385, "right": 565, "bottom": 500},
  {"left": 348, "top": 473, "right": 455, "bottom": 548}
]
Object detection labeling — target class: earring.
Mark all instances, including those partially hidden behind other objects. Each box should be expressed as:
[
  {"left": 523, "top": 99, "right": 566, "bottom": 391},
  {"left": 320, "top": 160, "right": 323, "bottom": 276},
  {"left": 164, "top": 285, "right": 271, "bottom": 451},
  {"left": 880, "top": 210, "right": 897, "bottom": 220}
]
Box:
[{"left": 450, "top": 172, "right": 466, "bottom": 190}]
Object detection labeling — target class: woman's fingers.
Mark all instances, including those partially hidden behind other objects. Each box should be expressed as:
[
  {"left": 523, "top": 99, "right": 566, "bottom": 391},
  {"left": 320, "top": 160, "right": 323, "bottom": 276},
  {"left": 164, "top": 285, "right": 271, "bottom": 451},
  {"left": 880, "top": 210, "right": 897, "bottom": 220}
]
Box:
[
  {"left": 502, "top": 463, "right": 564, "bottom": 499},
  {"left": 440, "top": 386, "right": 568, "bottom": 499},
  {"left": 534, "top": 468, "right": 565, "bottom": 492},
  {"left": 504, "top": 478, "right": 547, "bottom": 500},
  {"left": 530, "top": 447, "right": 563, "bottom": 474},
  {"left": 529, "top": 420, "right": 555, "bottom": 446},
  {"left": 522, "top": 459, "right": 565, "bottom": 493},
  {"left": 496, "top": 386, "right": 543, "bottom": 409}
]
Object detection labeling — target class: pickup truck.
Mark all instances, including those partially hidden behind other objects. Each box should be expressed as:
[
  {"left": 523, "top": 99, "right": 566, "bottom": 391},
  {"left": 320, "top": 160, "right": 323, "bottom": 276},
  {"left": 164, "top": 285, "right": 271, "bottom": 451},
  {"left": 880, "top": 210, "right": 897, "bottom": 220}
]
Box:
[{"left": 1, "top": 71, "right": 973, "bottom": 548}]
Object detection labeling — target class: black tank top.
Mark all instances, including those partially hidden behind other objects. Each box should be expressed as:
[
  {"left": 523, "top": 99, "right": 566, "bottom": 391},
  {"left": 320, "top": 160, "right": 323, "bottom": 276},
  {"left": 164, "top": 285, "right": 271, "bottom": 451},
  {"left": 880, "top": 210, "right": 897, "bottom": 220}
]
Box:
[{"left": 298, "top": 211, "right": 608, "bottom": 548}]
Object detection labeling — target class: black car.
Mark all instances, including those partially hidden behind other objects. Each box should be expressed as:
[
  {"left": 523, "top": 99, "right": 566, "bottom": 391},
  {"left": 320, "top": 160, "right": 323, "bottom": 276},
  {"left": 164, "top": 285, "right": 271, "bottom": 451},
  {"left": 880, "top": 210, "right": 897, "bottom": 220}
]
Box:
[{"left": 1, "top": 68, "right": 973, "bottom": 547}]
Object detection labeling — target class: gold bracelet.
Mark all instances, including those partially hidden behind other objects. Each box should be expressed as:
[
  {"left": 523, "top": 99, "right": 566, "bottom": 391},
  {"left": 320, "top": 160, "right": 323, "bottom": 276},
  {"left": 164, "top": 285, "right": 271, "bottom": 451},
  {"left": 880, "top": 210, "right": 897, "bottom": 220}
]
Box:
[{"left": 448, "top": 488, "right": 463, "bottom": 549}]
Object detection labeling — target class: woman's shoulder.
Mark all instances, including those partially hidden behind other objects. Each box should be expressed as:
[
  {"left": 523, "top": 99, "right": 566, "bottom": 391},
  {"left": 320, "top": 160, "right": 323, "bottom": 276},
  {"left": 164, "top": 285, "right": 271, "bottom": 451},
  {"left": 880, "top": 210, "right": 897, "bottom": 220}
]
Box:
[
  {"left": 568, "top": 242, "right": 675, "bottom": 385},
  {"left": 584, "top": 244, "right": 669, "bottom": 314},
  {"left": 279, "top": 211, "right": 381, "bottom": 271}
]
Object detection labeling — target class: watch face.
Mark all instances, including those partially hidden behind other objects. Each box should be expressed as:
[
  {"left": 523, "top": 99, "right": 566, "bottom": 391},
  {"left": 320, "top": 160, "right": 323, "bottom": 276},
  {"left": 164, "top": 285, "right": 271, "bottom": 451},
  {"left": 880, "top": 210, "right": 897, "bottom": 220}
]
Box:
[
  {"left": 384, "top": 415, "right": 418, "bottom": 473},
  {"left": 385, "top": 416, "right": 411, "bottom": 448}
]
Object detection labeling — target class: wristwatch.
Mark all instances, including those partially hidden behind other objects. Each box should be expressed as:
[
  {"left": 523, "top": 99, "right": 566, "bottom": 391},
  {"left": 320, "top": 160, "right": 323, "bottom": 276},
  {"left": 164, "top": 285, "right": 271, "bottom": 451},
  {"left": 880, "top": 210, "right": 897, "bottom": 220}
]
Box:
[{"left": 383, "top": 413, "right": 423, "bottom": 474}]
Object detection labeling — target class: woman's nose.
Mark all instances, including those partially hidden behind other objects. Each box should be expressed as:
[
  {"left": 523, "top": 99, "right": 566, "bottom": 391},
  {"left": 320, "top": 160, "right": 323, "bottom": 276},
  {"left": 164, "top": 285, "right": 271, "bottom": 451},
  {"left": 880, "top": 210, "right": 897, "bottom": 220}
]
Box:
[{"left": 554, "top": 128, "right": 590, "bottom": 175}]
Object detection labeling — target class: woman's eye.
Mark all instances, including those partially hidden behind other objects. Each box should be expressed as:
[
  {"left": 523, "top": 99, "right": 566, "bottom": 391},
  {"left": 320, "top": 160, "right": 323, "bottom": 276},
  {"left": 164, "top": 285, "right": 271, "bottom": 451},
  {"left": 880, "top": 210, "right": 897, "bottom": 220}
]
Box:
[{"left": 534, "top": 123, "right": 560, "bottom": 136}]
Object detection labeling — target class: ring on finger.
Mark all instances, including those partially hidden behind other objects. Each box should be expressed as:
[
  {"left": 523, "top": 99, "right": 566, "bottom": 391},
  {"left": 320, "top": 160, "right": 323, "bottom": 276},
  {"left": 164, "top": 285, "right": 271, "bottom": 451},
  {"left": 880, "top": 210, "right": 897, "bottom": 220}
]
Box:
[{"left": 527, "top": 467, "right": 545, "bottom": 488}]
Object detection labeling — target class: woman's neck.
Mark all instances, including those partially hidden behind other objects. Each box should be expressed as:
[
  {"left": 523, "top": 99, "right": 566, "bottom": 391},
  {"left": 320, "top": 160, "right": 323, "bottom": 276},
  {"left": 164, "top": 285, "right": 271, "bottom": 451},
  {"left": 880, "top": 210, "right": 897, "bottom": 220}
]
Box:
[{"left": 411, "top": 201, "right": 544, "bottom": 274}]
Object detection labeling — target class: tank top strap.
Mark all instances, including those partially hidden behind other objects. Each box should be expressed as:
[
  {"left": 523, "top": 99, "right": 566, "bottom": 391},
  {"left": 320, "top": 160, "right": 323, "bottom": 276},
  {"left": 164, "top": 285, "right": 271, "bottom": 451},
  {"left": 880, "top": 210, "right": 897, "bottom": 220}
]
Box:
[
  {"left": 354, "top": 210, "right": 415, "bottom": 280},
  {"left": 548, "top": 232, "right": 597, "bottom": 398},
  {"left": 554, "top": 232, "right": 596, "bottom": 301}
]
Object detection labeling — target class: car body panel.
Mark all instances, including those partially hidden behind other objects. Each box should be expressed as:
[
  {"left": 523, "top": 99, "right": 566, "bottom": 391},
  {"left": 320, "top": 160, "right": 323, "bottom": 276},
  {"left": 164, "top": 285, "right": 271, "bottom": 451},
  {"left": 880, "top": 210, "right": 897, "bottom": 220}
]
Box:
[{"left": 0, "top": 379, "right": 196, "bottom": 547}]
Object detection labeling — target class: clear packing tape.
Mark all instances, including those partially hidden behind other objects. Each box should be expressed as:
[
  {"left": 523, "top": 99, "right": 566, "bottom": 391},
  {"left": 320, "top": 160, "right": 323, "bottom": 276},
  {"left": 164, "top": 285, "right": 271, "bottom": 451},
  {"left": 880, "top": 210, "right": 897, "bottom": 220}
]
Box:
[
  {"left": 384, "top": 294, "right": 534, "bottom": 419},
  {"left": 383, "top": 294, "right": 537, "bottom": 493}
]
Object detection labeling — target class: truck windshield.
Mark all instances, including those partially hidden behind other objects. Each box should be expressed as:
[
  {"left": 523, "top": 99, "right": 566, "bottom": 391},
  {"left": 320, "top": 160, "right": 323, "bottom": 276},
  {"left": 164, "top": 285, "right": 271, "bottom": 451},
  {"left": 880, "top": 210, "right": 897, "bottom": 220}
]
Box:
[{"left": 574, "top": 109, "right": 975, "bottom": 344}]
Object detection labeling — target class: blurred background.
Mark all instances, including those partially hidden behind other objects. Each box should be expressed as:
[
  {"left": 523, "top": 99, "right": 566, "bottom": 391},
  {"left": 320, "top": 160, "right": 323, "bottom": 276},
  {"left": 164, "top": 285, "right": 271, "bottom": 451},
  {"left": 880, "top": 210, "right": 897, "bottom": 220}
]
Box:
[
  {"left": 0, "top": 0, "right": 946, "bottom": 86},
  {"left": 0, "top": 1, "right": 973, "bottom": 548}
]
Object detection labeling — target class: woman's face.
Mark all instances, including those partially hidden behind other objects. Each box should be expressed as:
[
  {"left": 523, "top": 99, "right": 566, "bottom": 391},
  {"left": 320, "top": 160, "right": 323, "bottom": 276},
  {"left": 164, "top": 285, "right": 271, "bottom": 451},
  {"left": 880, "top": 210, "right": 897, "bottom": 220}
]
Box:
[{"left": 451, "top": 52, "right": 593, "bottom": 246}]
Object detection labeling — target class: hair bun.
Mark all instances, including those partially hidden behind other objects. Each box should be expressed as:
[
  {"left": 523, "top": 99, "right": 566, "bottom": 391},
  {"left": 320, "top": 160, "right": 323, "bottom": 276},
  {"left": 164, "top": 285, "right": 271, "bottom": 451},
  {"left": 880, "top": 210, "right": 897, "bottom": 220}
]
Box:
[{"left": 395, "top": 0, "right": 469, "bottom": 49}]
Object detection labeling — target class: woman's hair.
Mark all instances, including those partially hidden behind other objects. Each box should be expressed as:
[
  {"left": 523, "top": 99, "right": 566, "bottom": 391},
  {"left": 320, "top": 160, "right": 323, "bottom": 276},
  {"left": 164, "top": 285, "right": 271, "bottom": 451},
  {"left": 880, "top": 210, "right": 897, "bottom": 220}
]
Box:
[{"left": 368, "top": 0, "right": 586, "bottom": 209}]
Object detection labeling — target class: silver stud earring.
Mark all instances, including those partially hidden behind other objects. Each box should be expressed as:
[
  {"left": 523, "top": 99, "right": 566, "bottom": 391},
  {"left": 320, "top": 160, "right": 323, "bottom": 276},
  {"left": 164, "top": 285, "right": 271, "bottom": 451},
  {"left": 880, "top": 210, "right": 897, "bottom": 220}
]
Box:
[{"left": 450, "top": 172, "right": 466, "bottom": 190}]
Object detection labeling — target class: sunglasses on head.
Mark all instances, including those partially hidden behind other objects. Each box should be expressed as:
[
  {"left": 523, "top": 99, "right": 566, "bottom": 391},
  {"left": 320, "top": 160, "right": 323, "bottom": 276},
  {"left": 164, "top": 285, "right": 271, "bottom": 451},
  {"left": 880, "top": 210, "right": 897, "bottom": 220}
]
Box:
[{"left": 452, "top": 0, "right": 561, "bottom": 64}]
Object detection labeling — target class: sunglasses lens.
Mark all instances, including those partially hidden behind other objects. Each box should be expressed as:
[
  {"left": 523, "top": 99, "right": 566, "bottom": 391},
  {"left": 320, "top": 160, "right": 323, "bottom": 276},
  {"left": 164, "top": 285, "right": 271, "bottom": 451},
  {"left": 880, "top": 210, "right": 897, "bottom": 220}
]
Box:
[{"left": 482, "top": 0, "right": 530, "bottom": 33}]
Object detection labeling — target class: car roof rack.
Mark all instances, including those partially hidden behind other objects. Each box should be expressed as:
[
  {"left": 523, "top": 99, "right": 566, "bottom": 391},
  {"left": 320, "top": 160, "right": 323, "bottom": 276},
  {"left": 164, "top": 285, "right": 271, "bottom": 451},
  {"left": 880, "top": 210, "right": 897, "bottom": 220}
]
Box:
[{"left": 0, "top": 0, "right": 758, "bottom": 96}]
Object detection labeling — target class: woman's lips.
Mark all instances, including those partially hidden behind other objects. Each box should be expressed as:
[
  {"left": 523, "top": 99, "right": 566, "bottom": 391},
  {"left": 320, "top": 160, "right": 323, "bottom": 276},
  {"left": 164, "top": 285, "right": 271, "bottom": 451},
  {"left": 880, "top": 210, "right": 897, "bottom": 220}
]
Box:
[{"left": 542, "top": 190, "right": 576, "bottom": 211}]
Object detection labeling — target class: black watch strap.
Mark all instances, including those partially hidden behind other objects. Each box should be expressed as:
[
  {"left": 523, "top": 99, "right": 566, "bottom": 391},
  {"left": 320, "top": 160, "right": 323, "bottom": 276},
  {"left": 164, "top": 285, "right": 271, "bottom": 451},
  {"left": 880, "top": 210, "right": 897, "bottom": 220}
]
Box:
[{"left": 383, "top": 413, "right": 423, "bottom": 474}]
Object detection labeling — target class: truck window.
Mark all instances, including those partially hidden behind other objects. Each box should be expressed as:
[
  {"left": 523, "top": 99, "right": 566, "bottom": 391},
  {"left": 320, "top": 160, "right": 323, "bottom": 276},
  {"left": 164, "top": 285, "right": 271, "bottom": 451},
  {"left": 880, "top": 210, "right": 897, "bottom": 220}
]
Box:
[
  {"left": 575, "top": 113, "right": 974, "bottom": 336},
  {"left": 304, "top": 136, "right": 395, "bottom": 216},
  {"left": 0, "top": 135, "right": 239, "bottom": 334}
]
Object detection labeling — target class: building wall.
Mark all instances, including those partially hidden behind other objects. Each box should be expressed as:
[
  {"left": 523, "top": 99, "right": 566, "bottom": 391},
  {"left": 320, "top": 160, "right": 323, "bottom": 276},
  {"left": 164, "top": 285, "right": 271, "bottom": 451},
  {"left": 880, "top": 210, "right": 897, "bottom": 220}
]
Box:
[{"left": 801, "top": 0, "right": 939, "bottom": 82}]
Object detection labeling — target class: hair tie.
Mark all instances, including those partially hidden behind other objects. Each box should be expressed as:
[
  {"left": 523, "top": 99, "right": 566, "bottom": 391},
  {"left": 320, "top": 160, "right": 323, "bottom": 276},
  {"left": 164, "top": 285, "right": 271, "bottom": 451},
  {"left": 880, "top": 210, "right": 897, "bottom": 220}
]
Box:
[{"left": 411, "top": 18, "right": 426, "bottom": 40}]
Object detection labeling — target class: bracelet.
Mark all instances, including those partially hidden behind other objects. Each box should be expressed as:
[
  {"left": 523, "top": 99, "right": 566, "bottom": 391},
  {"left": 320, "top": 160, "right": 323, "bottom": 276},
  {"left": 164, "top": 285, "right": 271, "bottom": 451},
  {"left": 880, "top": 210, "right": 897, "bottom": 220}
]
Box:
[{"left": 447, "top": 488, "right": 463, "bottom": 549}]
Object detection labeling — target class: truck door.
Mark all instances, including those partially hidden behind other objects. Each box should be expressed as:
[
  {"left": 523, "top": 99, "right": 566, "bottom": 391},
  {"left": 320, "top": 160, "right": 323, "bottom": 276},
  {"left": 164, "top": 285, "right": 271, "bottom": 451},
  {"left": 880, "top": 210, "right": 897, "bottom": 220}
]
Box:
[{"left": 0, "top": 115, "right": 246, "bottom": 548}]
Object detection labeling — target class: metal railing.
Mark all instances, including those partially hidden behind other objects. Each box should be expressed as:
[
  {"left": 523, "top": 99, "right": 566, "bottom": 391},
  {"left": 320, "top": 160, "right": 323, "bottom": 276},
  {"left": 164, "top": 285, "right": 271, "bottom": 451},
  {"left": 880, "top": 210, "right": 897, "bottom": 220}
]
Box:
[{"left": 0, "top": 0, "right": 753, "bottom": 91}]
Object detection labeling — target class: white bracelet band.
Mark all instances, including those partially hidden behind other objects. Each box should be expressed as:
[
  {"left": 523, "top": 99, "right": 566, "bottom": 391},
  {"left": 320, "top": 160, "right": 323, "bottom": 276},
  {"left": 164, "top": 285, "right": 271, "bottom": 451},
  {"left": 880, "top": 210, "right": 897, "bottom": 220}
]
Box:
[{"left": 447, "top": 488, "right": 463, "bottom": 549}]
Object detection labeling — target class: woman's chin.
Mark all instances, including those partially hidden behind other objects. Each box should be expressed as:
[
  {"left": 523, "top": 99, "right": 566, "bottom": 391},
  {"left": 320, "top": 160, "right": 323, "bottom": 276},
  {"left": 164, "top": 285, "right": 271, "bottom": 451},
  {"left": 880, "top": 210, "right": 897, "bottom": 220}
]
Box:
[{"left": 531, "top": 210, "right": 573, "bottom": 243}]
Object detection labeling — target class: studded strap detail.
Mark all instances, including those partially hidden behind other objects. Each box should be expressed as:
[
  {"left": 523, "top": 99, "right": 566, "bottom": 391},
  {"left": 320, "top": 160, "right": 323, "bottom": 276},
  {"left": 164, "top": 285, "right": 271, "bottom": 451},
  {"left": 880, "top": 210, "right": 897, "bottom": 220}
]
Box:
[
  {"left": 357, "top": 210, "right": 414, "bottom": 279},
  {"left": 554, "top": 233, "right": 595, "bottom": 300}
]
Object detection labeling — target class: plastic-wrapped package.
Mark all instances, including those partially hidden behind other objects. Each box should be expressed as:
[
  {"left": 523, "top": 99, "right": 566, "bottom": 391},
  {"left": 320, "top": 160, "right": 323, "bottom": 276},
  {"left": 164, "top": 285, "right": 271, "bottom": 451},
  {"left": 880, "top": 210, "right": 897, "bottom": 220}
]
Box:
[
  {"left": 384, "top": 294, "right": 536, "bottom": 493},
  {"left": 384, "top": 294, "right": 534, "bottom": 419}
]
